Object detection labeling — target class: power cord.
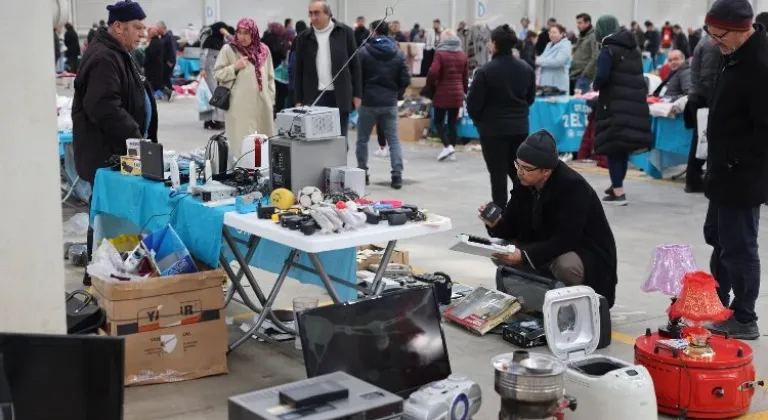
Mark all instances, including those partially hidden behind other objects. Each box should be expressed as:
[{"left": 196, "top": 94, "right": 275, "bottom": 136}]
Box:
[{"left": 138, "top": 192, "right": 191, "bottom": 235}]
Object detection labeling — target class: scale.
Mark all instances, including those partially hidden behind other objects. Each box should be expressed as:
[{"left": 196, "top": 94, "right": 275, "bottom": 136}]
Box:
[{"left": 543, "top": 286, "right": 657, "bottom": 420}]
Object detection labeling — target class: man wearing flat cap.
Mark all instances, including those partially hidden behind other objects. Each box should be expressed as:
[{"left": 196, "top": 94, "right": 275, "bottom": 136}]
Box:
[
  {"left": 478, "top": 130, "right": 619, "bottom": 307},
  {"left": 701, "top": 0, "right": 768, "bottom": 340},
  {"left": 72, "top": 0, "right": 158, "bottom": 285}
]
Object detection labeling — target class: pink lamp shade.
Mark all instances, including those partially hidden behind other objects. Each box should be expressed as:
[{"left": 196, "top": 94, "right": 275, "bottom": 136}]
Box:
[
  {"left": 668, "top": 271, "right": 733, "bottom": 324},
  {"left": 642, "top": 244, "right": 698, "bottom": 296}
]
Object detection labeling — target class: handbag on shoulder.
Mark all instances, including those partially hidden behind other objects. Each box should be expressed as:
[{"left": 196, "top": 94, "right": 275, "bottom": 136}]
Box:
[{"left": 209, "top": 83, "right": 232, "bottom": 110}]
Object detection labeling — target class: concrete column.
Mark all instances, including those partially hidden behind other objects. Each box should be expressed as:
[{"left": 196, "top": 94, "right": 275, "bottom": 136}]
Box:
[
  {"left": 338, "top": 0, "right": 348, "bottom": 24},
  {"left": 0, "top": 1, "right": 66, "bottom": 333},
  {"left": 203, "top": 0, "right": 220, "bottom": 26},
  {"left": 526, "top": 0, "right": 537, "bottom": 26},
  {"left": 449, "top": 0, "right": 457, "bottom": 29},
  {"left": 632, "top": 0, "right": 639, "bottom": 23}
]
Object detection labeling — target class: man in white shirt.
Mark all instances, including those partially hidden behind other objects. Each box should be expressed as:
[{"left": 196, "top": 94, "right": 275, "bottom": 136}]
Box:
[{"left": 294, "top": 0, "right": 362, "bottom": 140}]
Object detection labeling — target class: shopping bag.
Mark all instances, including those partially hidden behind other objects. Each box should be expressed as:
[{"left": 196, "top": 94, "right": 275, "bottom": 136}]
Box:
[
  {"left": 275, "top": 62, "right": 289, "bottom": 85},
  {"left": 696, "top": 108, "right": 709, "bottom": 160},
  {"left": 141, "top": 225, "right": 198, "bottom": 276},
  {"left": 196, "top": 78, "right": 213, "bottom": 113}
]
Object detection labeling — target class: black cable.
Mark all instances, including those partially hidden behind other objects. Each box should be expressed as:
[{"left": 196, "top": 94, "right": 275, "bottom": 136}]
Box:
[{"left": 138, "top": 192, "right": 190, "bottom": 234}]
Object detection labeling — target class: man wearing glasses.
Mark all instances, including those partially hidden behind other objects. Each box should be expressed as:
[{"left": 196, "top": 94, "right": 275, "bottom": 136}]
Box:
[
  {"left": 701, "top": 0, "right": 768, "bottom": 340},
  {"left": 478, "top": 130, "right": 619, "bottom": 307}
]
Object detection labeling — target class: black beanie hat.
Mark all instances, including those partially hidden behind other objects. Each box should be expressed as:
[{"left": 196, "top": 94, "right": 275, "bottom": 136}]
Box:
[
  {"left": 107, "top": 0, "right": 147, "bottom": 25},
  {"left": 517, "top": 129, "right": 559, "bottom": 169},
  {"left": 705, "top": 0, "right": 754, "bottom": 31}
]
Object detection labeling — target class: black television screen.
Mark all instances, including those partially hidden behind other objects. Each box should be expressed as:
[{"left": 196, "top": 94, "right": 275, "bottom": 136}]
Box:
[
  {"left": 0, "top": 333, "right": 124, "bottom": 420},
  {"left": 299, "top": 286, "right": 451, "bottom": 396}
]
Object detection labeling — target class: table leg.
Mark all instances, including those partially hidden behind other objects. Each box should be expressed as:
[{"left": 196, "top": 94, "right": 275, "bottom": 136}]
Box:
[
  {"left": 219, "top": 253, "right": 261, "bottom": 312},
  {"left": 307, "top": 253, "right": 343, "bottom": 304},
  {"left": 369, "top": 240, "right": 397, "bottom": 294},
  {"left": 228, "top": 249, "right": 300, "bottom": 353},
  {"left": 222, "top": 234, "right": 261, "bottom": 307},
  {"left": 223, "top": 228, "right": 267, "bottom": 304}
]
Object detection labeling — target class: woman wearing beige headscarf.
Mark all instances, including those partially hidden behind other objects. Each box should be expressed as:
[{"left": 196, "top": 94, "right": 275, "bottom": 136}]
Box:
[{"left": 214, "top": 17, "right": 275, "bottom": 165}]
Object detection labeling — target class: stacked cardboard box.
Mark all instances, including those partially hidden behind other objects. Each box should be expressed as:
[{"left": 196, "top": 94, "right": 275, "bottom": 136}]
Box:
[{"left": 92, "top": 269, "right": 228, "bottom": 386}]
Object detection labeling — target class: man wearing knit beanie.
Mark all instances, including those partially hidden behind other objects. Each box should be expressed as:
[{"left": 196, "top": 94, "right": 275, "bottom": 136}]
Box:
[
  {"left": 701, "top": 0, "right": 768, "bottom": 340},
  {"left": 478, "top": 130, "right": 619, "bottom": 307},
  {"left": 72, "top": 0, "right": 156, "bottom": 286}
]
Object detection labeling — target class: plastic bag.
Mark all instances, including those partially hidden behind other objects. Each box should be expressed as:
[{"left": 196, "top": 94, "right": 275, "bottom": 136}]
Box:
[
  {"left": 696, "top": 108, "right": 708, "bottom": 160},
  {"left": 196, "top": 78, "right": 213, "bottom": 113},
  {"left": 142, "top": 225, "right": 198, "bottom": 276}
]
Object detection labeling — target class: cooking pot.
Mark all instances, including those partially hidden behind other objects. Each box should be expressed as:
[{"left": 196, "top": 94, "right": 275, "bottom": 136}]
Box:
[{"left": 492, "top": 350, "right": 566, "bottom": 404}]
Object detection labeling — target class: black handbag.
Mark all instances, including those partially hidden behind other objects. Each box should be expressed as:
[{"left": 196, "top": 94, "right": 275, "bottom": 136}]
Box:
[
  {"left": 420, "top": 83, "right": 435, "bottom": 100},
  {"left": 209, "top": 84, "right": 232, "bottom": 110},
  {"left": 66, "top": 290, "right": 105, "bottom": 335}
]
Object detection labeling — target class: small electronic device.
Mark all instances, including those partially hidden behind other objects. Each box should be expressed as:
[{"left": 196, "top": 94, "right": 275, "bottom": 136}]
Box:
[
  {"left": 120, "top": 156, "right": 141, "bottom": 175},
  {"left": 278, "top": 380, "right": 349, "bottom": 408},
  {"left": 0, "top": 332, "right": 125, "bottom": 420},
  {"left": 480, "top": 202, "right": 503, "bottom": 225},
  {"left": 269, "top": 135, "right": 347, "bottom": 195},
  {"left": 126, "top": 138, "right": 141, "bottom": 157},
  {"left": 325, "top": 166, "right": 366, "bottom": 197},
  {"left": 543, "top": 286, "right": 657, "bottom": 420},
  {"left": 228, "top": 372, "right": 403, "bottom": 420},
  {"left": 275, "top": 106, "right": 342, "bottom": 141},
  {"left": 299, "top": 286, "right": 451, "bottom": 398},
  {"left": 502, "top": 313, "right": 547, "bottom": 348},
  {"left": 388, "top": 212, "right": 407, "bottom": 226},
  {"left": 257, "top": 204, "right": 276, "bottom": 219},
  {"left": 140, "top": 141, "right": 165, "bottom": 181},
  {"left": 169, "top": 158, "right": 180, "bottom": 190},
  {"left": 199, "top": 182, "right": 238, "bottom": 202},
  {"left": 206, "top": 132, "right": 229, "bottom": 175},
  {"left": 404, "top": 375, "right": 482, "bottom": 420},
  {"left": 188, "top": 160, "right": 198, "bottom": 193},
  {"left": 449, "top": 234, "right": 516, "bottom": 258}
]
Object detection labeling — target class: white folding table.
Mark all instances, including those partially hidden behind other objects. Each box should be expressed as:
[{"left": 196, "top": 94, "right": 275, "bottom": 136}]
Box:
[{"left": 221, "top": 212, "right": 452, "bottom": 352}]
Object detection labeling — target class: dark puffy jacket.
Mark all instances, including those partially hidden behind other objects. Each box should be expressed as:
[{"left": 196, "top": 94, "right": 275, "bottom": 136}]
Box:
[
  {"left": 72, "top": 30, "right": 158, "bottom": 183},
  {"left": 706, "top": 25, "right": 768, "bottom": 207},
  {"left": 359, "top": 36, "right": 410, "bottom": 107},
  {"left": 466, "top": 54, "right": 535, "bottom": 136},
  {"left": 593, "top": 30, "right": 652, "bottom": 156},
  {"left": 427, "top": 50, "right": 469, "bottom": 109},
  {"left": 689, "top": 33, "right": 722, "bottom": 107}
]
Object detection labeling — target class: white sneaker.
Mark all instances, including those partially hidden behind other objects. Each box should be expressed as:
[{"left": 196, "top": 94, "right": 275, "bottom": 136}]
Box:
[
  {"left": 449, "top": 154, "right": 457, "bottom": 161},
  {"left": 437, "top": 146, "right": 455, "bottom": 161},
  {"left": 373, "top": 148, "right": 385, "bottom": 157},
  {"left": 381, "top": 146, "right": 390, "bottom": 157}
]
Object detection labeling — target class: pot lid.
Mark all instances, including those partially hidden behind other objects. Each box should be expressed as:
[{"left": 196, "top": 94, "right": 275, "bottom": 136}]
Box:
[
  {"left": 543, "top": 286, "right": 601, "bottom": 361},
  {"left": 492, "top": 351, "right": 566, "bottom": 377}
]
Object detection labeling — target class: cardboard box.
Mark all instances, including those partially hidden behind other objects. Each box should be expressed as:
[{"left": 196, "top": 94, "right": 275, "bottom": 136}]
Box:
[
  {"left": 120, "top": 156, "right": 141, "bottom": 176},
  {"left": 357, "top": 245, "right": 410, "bottom": 271},
  {"left": 398, "top": 117, "right": 431, "bottom": 142},
  {"left": 92, "top": 269, "right": 228, "bottom": 386}
]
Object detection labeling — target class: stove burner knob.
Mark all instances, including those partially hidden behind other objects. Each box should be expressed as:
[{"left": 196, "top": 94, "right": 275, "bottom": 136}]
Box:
[
  {"left": 713, "top": 387, "right": 725, "bottom": 398},
  {"left": 645, "top": 328, "right": 652, "bottom": 337},
  {"left": 565, "top": 396, "right": 577, "bottom": 412},
  {"left": 737, "top": 348, "right": 744, "bottom": 358}
]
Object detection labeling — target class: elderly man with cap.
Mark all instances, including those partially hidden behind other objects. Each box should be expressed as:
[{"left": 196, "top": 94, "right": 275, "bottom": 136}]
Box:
[
  {"left": 701, "top": 0, "right": 768, "bottom": 340},
  {"left": 72, "top": 0, "right": 158, "bottom": 285},
  {"left": 478, "top": 130, "right": 619, "bottom": 307}
]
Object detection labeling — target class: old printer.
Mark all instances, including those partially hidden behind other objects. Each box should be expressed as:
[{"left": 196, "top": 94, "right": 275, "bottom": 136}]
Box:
[{"left": 275, "top": 106, "right": 341, "bottom": 141}]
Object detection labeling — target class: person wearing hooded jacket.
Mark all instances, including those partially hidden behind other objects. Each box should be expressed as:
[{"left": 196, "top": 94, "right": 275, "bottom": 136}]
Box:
[
  {"left": 592, "top": 15, "right": 652, "bottom": 206},
  {"left": 354, "top": 20, "right": 410, "bottom": 190},
  {"left": 480, "top": 130, "right": 618, "bottom": 307}
]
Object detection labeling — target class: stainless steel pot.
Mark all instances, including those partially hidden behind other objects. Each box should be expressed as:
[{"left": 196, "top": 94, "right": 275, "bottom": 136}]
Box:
[{"left": 492, "top": 351, "right": 566, "bottom": 404}]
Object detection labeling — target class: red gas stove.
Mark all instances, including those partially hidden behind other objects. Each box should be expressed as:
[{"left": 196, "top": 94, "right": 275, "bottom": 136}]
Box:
[{"left": 635, "top": 329, "right": 762, "bottom": 419}]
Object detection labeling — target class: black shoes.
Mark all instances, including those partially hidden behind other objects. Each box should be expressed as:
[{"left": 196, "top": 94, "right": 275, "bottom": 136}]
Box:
[
  {"left": 391, "top": 174, "right": 402, "bottom": 190},
  {"left": 708, "top": 318, "right": 761, "bottom": 340},
  {"left": 204, "top": 121, "right": 224, "bottom": 130},
  {"left": 602, "top": 189, "right": 628, "bottom": 206},
  {"left": 684, "top": 184, "right": 705, "bottom": 193}
]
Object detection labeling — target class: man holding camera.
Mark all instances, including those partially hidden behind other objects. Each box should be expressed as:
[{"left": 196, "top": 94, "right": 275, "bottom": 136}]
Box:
[{"left": 479, "top": 130, "right": 619, "bottom": 306}]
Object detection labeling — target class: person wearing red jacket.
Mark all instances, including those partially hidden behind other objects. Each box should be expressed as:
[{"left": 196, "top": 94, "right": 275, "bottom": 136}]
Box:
[{"left": 426, "top": 29, "right": 468, "bottom": 162}]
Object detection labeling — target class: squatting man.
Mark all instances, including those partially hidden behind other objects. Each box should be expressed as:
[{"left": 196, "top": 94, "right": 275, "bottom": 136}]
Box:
[{"left": 478, "top": 130, "right": 619, "bottom": 307}]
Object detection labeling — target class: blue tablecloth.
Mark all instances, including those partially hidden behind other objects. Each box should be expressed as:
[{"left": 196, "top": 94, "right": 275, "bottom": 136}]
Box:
[
  {"left": 58, "top": 131, "right": 72, "bottom": 158},
  {"left": 90, "top": 169, "right": 357, "bottom": 301},
  {"left": 643, "top": 57, "right": 654, "bottom": 73},
  {"left": 529, "top": 97, "right": 589, "bottom": 152},
  {"left": 175, "top": 57, "right": 200, "bottom": 81}
]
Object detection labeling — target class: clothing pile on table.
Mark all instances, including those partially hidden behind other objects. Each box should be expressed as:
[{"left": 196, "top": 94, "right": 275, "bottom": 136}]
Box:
[
  {"left": 648, "top": 95, "right": 688, "bottom": 118},
  {"left": 536, "top": 86, "right": 567, "bottom": 97},
  {"left": 398, "top": 98, "right": 431, "bottom": 118}
]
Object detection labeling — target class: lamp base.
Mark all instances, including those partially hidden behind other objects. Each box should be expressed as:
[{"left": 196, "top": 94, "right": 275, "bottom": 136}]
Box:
[
  {"left": 658, "top": 319, "right": 684, "bottom": 339},
  {"left": 635, "top": 332, "right": 757, "bottom": 419}
]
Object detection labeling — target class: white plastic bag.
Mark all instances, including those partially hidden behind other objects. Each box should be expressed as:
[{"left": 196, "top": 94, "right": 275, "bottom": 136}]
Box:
[
  {"left": 696, "top": 108, "right": 709, "bottom": 160},
  {"left": 196, "top": 78, "right": 213, "bottom": 113}
]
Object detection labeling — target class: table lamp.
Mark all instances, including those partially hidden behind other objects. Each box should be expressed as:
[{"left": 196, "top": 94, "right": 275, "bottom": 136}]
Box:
[
  {"left": 642, "top": 244, "right": 698, "bottom": 338},
  {"left": 668, "top": 271, "right": 733, "bottom": 358}
]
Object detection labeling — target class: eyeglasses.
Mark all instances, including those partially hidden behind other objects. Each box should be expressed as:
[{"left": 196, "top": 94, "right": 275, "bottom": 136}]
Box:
[
  {"left": 703, "top": 25, "right": 730, "bottom": 42},
  {"left": 514, "top": 161, "right": 539, "bottom": 173}
]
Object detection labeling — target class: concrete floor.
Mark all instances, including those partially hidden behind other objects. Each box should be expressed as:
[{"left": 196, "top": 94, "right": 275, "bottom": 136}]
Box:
[{"left": 60, "top": 90, "right": 768, "bottom": 419}]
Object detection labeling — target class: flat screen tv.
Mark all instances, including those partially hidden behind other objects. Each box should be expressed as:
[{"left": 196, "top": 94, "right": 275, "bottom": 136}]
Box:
[
  {"left": 299, "top": 286, "right": 451, "bottom": 397},
  {"left": 0, "top": 333, "right": 124, "bottom": 420}
]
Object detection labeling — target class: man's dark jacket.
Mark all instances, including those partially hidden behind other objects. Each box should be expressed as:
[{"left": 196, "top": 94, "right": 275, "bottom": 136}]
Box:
[
  {"left": 162, "top": 30, "right": 177, "bottom": 65},
  {"left": 466, "top": 53, "right": 535, "bottom": 137},
  {"left": 706, "top": 24, "right": 768, "bottom": 207},
  {"left": 294, "top": 20, "right": 362, "bottom": 112},
  {"left": 354, "top": 26, "right": 370, "bottom": 49},
  {"left": 358, "top": 36, "right": 410, "bottom": 107},
  {"left": 72, "top": 29, "right": 158, "bottom": 184},
  {"left": 689, "top": 33, "right": 721, "bottom": 107},
  {"left": 487, "top": 161, "right": 618, "bottom": 307}
]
